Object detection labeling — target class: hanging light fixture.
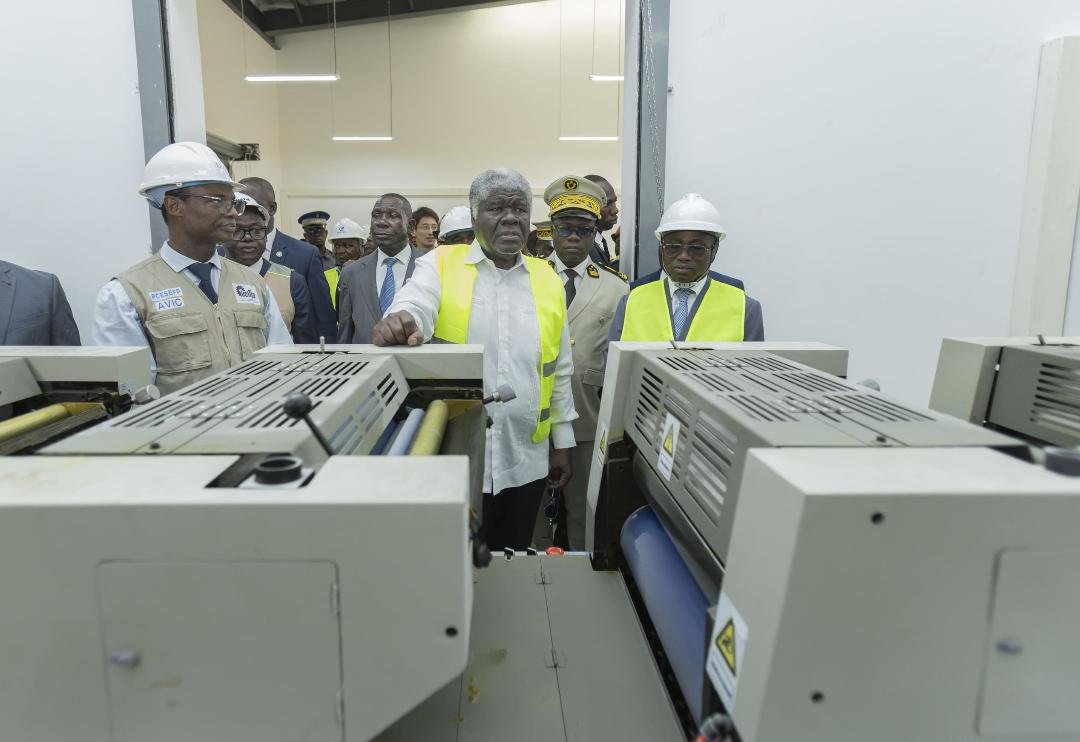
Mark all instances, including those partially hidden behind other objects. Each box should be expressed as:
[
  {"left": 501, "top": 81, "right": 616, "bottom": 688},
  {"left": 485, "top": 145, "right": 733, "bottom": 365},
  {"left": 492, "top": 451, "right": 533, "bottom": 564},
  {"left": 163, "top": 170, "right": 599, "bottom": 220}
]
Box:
[
  {"left": 331, "top": 1, "right": 394, "bottom": 141},
  {"left": 242, "top": 0, "right": 340, "bottom": 83},
  {"left": 558, "top": 0, "right": 620, "bottom": 141}
]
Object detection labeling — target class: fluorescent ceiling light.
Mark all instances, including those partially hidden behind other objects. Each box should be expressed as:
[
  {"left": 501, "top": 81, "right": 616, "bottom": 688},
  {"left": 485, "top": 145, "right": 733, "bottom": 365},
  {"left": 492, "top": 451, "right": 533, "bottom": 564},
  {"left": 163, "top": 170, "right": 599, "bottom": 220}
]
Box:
[
  {"left": 245, "top": 74, "right": 340, "bottom": 83},
  {"left": 332, "top": 136, "right": 394, "bottom": 141},
  {"left": 559, "top": 136, "right": 619, "bottom": 141},
  {"left": 588, "top": 74, "right": 624, "bottom": 82}
]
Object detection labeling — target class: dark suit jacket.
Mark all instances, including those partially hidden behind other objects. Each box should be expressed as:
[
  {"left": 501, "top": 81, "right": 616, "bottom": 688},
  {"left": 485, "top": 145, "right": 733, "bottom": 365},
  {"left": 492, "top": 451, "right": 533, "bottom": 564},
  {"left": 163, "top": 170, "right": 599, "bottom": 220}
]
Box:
[
  {"left": 337, "top": 248, "right": 419, "bottom": 343},
  {"left": 269, "top": 231, "right": 337, "bottom": 342},
  {"left": 0, "top": 260, "right": 81, "bottom": 345}
]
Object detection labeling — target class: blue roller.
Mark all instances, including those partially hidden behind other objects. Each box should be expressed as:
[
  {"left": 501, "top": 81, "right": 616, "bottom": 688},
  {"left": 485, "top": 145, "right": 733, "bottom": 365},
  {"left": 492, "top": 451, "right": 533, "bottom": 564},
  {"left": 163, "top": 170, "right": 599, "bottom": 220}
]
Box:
[
  {"left": 621, "top": 506, "right": 709, "bottom": 723},
  {"left": 370, "top": 419, "right": 400, "bottom": 456},
  {"left": 386, "top": 408, "right": 424, "bottom": 456}
]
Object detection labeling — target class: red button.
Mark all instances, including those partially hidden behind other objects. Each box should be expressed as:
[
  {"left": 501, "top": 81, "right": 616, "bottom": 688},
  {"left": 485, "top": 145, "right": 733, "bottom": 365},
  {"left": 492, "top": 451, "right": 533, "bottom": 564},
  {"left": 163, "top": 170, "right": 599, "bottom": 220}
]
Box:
[{"left": 545, "top": 547, "right": 565, "bottom": 556}]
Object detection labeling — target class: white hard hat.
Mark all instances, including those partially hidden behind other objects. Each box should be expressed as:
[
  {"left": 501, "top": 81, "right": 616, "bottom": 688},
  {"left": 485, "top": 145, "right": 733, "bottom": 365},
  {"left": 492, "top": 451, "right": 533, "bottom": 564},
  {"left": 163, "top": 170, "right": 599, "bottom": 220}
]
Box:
[
  {"left": 440, "top": 205, "right": 473, "bottom": 237},
  {"left": 359, "top": 224, "right": 370, "bottom": 241},
  {"left": 328, "top": 217, "right": 364, "bottom": 241},
  {"left": 138, "top": 142, "right": 243, "bottom": 205},
  {"left": 236, "top": 192, "right": 268, "bottom": 223},
  {"left": 654, "top": 193, "right": 727, "bottom": 242}
]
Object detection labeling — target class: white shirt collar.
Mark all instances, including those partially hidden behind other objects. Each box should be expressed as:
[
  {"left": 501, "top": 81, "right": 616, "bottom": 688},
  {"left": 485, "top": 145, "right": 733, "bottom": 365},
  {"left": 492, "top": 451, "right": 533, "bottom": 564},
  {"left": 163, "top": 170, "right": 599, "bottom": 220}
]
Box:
[
  {"left": 160, "top": 241, "right": 222, "bottom": 273},
  {"left": 661, "top": 269, "right": 709, "bottom": 295},
  {"left": 263, "top": 228, "right": 278, "bottom": 260},
  {"left": 549, "top": 253, "right": 588, "bottom": 277},
  {"left": 377, "top": 243, "right": 412, "bottom": 266},
  {"left": 464, "top": 240, "right": 525, "bottom": 270}
]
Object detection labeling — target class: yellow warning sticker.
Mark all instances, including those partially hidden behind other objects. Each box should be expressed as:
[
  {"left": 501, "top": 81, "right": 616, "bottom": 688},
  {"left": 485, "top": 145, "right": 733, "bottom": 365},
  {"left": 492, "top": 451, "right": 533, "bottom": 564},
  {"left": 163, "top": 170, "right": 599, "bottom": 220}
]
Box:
[
  {"left": 716, "top": 619, "right": 737, "bottom": 674},
  {"left": 656, "top": 414, "right": 680, "bottom": 480},
  {"left": 707, "top": 593, "right": 748, "bottom": 711}
]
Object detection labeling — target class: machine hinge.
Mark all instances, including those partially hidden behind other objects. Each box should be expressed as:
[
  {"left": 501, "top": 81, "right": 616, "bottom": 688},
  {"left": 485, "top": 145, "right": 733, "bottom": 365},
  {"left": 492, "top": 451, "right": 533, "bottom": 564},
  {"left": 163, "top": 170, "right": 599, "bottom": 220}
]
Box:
[
  {"left": 330, "top": 581, "right": 341, "bottom": 616},
  {"left": 335, "top": 688, "right": 345, "bottom": 726}
]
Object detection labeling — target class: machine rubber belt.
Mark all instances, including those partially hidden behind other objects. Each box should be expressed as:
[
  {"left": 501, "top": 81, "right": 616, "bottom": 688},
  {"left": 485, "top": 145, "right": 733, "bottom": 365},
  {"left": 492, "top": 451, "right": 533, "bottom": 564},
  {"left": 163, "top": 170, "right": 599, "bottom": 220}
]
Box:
[{"left": 621, "top": 505, "right": 709, "bottom": 723}]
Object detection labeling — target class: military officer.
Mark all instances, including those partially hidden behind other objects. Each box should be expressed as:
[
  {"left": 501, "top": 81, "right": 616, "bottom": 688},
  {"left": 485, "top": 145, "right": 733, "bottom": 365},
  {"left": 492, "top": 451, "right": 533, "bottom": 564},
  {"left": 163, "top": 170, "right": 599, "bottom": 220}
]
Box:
[{"left": 533, "top": 175, "right": 628, "bottom": 551}]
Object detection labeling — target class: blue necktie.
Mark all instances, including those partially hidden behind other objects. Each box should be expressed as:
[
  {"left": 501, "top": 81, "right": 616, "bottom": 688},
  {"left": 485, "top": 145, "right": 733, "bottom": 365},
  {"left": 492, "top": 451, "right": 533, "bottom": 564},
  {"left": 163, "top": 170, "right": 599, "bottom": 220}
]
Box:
[
  {"left": 379, "top": 256, "right": 399, "bottom": 315},
  {"left": 672, "top": 288, "right": 692, "bottom": 339},
  {"left": 187, "top": 262, "right": 218, "bottom": 304}
]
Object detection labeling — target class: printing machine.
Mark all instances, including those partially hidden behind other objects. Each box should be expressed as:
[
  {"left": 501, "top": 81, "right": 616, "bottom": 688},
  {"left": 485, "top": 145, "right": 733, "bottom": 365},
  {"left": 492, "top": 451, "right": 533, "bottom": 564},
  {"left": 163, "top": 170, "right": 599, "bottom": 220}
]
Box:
[
  {"left": 1, "top": 341, "right": 1079, "bottom": 742},
  {"left": 930, "top": 335, "right": 1080, "bottom": 447}
]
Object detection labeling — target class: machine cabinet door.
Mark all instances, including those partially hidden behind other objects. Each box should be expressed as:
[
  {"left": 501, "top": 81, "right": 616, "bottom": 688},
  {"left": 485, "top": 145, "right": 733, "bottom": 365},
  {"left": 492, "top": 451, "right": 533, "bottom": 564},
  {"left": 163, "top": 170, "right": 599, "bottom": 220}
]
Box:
[{"left": 96, "top": 560, "right": 343, "bottom": 742}]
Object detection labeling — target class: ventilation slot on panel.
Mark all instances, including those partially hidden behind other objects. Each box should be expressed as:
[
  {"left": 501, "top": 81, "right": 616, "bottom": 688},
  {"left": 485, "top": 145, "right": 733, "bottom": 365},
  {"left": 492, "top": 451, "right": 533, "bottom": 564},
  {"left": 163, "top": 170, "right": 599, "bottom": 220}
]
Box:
[
  {"left": 1030, "top": 401, "right": 1080, "bottom": 439},
  {"left": 688, "top": 371, "right": 744, "bottom": 394},
  {"left": 114, "top": 399, "right": 200, "bottom": 428},
  {"left": 735, "top": 355, "right": 799, "bottom": 372},
  {"left": 633, "top": 369, "right": 664, "bottom": 445},
  {"left": 658, "top": 355, "right": 709, "bottom": 372},
  {"left": 227, "top": 360, "right": 279, "bottom": 376},
  {"left": 727, "top": 394, "right": 797, "bottom": 422},
  {"left": 683, "top": 413, "right": 736, "bottom": 528},
  {"left": 776, "top": 372, "right": 851, "bottom": 394},
  {"left": 184, "top": 375, "right": 243, "bottom": 398},
  {"left": 243, "top": 377, "right": 286, "bottom": 399},
  {"left": 318, "top": 360, "right": 369, "bottom": 377},
  {"left": 824, "top": 394, "right": 932, "bottom": 422},
  {"left": 1035, "top": 364, "right": 1080, "bottom": 403},
  {"left": 741, "top": 372, "right": 785, "bottom": 393},
  {"left": 290, "top": 376, "right": 350, "bottom": 400},
  {"left": 376, "top": 373, "right": 400, "bottom": 407},
  {"left": 328, "top": 393, "right": 384, "bottom": 454},
  {"left": 237, "top": 401, "right": 304, "bottom": 429}
]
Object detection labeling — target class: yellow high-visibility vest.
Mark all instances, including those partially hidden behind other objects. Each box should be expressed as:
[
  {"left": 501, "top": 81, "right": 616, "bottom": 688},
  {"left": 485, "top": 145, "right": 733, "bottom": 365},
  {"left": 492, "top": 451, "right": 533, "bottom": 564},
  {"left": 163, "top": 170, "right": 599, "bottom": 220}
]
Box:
[
  {"left": 433, "top": 244, "right": 564, "bottom": 443},
  {"left": 621, "top": 277, "right": 745, "bottom": 341},
  {"left": 324, "top": 267, "right": 340, "bottom": 310}
]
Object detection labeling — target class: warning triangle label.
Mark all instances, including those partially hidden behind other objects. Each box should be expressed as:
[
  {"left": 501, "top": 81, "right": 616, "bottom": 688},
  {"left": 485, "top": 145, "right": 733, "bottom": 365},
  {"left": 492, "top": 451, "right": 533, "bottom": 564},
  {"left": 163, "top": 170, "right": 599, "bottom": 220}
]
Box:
[
  {"left": 662, "top": 428, "right": 674, "bottom": 456},
  {"left": 716, "top": 619, "right": 737, "bottom": 674}
]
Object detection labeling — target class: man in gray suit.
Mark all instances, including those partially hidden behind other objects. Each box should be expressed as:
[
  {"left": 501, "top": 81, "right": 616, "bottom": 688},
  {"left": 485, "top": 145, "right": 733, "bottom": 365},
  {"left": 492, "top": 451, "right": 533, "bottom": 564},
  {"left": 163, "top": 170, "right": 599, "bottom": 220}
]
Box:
[
  {"left": 0, "top": 260, "right": 81, "bottom": 345},
  {"left": 338, "top": 194, "right": 419, "bottom": 343}
]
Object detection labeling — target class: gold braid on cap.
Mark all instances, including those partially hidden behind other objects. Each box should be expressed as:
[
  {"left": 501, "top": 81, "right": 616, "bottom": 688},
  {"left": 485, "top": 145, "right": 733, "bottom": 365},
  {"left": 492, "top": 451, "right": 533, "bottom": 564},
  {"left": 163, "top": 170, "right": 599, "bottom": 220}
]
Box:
[
  {"left": 536, "top": 227, "right": 553, "bottom": 240},
  {"left": 549, "top": 193, "right": 601, "bottom": 218}
]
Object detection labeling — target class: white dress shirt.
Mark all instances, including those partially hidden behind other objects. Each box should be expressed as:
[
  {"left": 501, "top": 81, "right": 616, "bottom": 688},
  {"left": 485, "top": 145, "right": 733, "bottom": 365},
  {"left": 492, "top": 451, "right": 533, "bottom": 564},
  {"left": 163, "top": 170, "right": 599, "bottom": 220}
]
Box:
[
  {"left": 549, "top": 253, "right": 585, "bottom": 295},
  {"left": 662, "top": 269, "right": 709, "bottom": 301},
  {"left": 375, "top": 244, "right": 412, "bottom": 295},
  {"left": 387, "top": 241, "right": 578, "bottom": 495},
  {"left": 91, "top": 242, "right": 293, "bottom": 382},
  {"left": 263, "top": 228, "right": 278, "bottom": 261}
]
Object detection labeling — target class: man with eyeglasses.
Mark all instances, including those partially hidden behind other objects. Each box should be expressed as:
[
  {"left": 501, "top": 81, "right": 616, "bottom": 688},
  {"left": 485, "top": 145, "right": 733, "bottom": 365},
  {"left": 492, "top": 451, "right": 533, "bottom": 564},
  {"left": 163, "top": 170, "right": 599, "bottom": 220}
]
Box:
[
  {"left": 532, "top": 176, "right": 628, "bottom": 551},
  {"left": 92, "top": 142, "right": 292, "bottom": 395},
  {"left": 240, "top": 178, "right": 337, "bottom": 343},
  {"left": 609, "top": 193, "right": 764, "bottom": 343},
  {"left": 223, "top": 193, "right": 317, "bottom": 344},
  {"left": 337, "top": 193, "right": 420, "bottom": 343},
  {"left": 410, "top": 206, "right": 440, "bottom": 255}
]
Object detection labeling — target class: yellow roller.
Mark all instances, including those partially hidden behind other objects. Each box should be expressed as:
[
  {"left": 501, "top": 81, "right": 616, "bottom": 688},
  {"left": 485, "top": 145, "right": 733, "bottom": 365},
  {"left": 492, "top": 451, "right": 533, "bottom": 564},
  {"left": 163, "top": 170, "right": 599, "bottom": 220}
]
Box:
[
  {"left": 408, "top": 399, "right": 450, "bottom": 456},
  {"left": 0, "top": 404, "right": 71, "bottom": 444}
]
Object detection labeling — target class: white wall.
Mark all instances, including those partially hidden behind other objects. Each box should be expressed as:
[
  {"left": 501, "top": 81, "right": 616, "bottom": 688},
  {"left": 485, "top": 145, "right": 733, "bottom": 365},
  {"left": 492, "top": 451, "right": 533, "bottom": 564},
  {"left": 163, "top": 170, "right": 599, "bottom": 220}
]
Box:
[
  {"left": 1, "top": 2, "right": 151, "bottom": 339},
  {"left": 270, "top": 0, "right": 623, "bottom": 232},
  {"left": 196, "top": 0, "right": 287, "bottom": 217},
  {"left": 664, "top": 0, "right": 1080, "bottom": 404}
]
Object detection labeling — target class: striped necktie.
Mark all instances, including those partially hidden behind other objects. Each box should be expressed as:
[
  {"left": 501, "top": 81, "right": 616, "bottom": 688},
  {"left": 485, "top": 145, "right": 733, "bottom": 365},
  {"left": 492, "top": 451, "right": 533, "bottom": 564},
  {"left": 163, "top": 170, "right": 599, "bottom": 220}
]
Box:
[
  {"left": 379, "top": 256, "right": 399, "bottom": 314},
  {"left": 672, "top": 288, "right": 693, "bottom": 339}
]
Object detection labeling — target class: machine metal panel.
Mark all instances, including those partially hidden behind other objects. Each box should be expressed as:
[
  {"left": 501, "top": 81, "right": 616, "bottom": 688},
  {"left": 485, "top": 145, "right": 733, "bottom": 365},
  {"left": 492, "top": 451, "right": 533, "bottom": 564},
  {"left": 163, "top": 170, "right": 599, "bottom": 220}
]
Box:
[
  {"left": 43, "top": 353, "right": 408, "bottom": 462},
  {"left": 0, "top": 346, "right": 151, "bottom": 396},
  {"left": 377, "top": 555, "right": 684, "bottom": 742},
  {"left": 978, "top": 549, "right": 1080, "bottom": 736},
  {"left": 624, "top": 349, "right": 1016, "bottom": 568},
  {"left": 988, "top": 344, "right": 1080, "bottom": 446},
  {"left": 0, "top": 357, "right": 41, "bottom": 407},
  {"left": 97, "top": 560, "right": 342, "bottom": 742},
  {"left": 721, "top": 447, "right": 1080, "bottom": 742},
  {"left": 0, "top": 454, "right": 470, "bottom": 742}
]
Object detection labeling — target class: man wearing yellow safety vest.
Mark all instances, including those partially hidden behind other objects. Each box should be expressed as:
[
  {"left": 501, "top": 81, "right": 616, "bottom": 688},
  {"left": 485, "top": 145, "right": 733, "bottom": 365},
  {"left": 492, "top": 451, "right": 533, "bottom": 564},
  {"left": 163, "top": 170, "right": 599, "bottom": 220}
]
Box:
[
  {"left": 373, "top": 168, "right": 578, "bottom": 551},
  {"left": 609, "top": 193, "right": 764, "bottom": 342}
]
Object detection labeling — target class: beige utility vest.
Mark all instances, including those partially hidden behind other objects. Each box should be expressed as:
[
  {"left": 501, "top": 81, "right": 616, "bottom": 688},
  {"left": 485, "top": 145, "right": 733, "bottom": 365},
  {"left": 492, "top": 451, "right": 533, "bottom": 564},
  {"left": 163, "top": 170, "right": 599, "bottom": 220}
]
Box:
[
  {"left": 117, "top": 254, "right": 269, "bottom": 395},
  {"left": 262, "top": 262, "right": 295, "bottom": 331}
]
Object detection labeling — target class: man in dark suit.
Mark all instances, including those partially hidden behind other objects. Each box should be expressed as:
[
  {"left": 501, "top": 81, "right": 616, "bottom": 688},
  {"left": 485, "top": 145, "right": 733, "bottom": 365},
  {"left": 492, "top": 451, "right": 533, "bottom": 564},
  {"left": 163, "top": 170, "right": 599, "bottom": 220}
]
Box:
[
  {"left": 338, "top": 194, "right": 419, "bottom": 343},
  {"left": 239, "top": 177, "right": 337, "bottom": 343},
  {"left": 585, "top": 174, "right": 619, "bottom": 267},
  {"left": 0, "top": 260, "right": 81, "bottom": 345}
]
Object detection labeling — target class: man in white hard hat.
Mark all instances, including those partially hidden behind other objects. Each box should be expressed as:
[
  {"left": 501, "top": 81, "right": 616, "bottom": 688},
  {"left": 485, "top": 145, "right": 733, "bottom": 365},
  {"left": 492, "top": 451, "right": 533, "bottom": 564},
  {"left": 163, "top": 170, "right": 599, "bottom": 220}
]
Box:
[
  {"left": 329, "top": 218, "right": 364, "bottom": 267},
  {"left": 372, "top": 168, "right": 577, "bottom": 551},
  {"left": 609, "top": 193, "right": 764, "bottom": 342},
  {"left": 532, "top": 175, "right": 628, "bottom": 551},
  {"left": 91, "top": 142, "right": 292, "bottom": 395},
  {"left": 438, "top": 206, "right": 475, "bottom": 246},
  {"left": 222, "top": 192, "right": 317, "bottom": 344}
]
